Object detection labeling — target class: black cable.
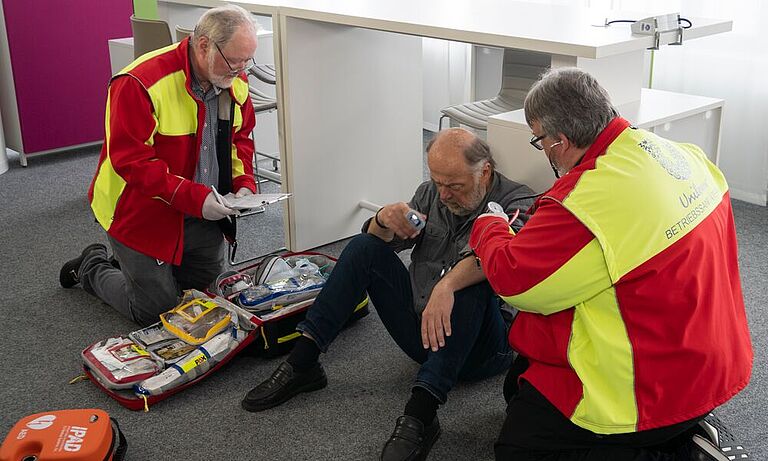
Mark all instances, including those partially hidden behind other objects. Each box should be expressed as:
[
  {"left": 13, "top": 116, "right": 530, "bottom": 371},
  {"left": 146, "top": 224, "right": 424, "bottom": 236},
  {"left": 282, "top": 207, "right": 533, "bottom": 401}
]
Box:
[
  {"left": 679, "top": 17, "right": 692, "bottom": 29},
  {"left": 606, "top": 19, "right": 635, "bottom": 25}
]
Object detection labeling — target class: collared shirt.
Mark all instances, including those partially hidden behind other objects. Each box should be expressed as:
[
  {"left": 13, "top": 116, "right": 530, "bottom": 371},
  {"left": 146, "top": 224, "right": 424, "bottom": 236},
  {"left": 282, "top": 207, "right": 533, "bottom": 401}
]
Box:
[
  {"left": 378, "top": 172, "right": 536, "bottom": 314},
  {"left": 190, "top": 71, "right": 221, "bottom": 189}
]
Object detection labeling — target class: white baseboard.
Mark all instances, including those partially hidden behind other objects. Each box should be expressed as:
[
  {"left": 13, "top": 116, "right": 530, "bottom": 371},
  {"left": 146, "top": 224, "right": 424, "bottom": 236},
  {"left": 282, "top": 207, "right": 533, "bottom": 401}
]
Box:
[{"left": 729, "top": 188, "right": 766, "bottom": 206}]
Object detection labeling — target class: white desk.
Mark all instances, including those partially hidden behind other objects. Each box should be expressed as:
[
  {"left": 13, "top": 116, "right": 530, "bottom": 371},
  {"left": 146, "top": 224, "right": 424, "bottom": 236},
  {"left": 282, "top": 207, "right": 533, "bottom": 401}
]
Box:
[{"left": 166, "top": 0, "right": 732, "bottom": 250}]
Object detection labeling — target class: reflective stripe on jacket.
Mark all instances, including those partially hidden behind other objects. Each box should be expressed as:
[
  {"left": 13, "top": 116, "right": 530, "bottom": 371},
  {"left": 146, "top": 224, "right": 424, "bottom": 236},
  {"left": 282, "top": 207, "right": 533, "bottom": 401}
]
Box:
[
  {"left": 88, "top": 39, "right": 256, "bottom": 265},
  {"left": 470, "top": 117, "right": 752, "bottom": 434}
]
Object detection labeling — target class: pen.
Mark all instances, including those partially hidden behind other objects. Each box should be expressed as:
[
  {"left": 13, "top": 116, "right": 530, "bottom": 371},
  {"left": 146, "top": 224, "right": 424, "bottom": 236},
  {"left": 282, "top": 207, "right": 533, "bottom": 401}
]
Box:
[{"left": 210, "top": 185, "right": 225, "bottom": 206}]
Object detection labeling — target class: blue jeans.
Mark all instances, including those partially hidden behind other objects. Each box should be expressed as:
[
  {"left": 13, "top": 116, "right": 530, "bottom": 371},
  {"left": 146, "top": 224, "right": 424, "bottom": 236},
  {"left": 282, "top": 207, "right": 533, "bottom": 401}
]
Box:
[{"left": 298, "top": 233, "right": 513, "bottom": 403}]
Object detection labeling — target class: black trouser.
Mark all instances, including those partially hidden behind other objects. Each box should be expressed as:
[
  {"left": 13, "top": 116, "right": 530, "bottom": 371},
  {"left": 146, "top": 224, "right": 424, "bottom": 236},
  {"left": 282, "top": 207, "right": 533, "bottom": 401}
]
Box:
[{"left": 495, "top": 357, "right": 703, "bottom": 461}]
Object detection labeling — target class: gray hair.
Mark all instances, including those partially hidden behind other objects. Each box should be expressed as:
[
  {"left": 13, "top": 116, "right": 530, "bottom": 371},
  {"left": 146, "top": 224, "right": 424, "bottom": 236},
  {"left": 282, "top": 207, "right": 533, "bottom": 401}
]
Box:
[
  {"left": 426, "top": 131, "right": 496, "bottom": 172},
  {"left": 192, "top": 5, "right": 258, "bottom": 47},
  {"left": 524, "top": 67, "right": 618, "bottom": 148}
]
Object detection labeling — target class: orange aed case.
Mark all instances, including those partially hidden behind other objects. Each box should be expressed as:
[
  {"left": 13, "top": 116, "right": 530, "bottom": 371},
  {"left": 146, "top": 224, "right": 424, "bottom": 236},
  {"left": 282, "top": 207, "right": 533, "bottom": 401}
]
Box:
[{"left": 0, "top": 409, "right": 126, "bottom": 461}]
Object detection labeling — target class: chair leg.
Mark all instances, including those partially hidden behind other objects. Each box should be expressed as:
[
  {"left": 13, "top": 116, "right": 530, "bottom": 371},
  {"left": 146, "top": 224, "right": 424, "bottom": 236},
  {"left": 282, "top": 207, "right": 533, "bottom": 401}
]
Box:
[
  {"left": 253, "top": 150, "right": 282, "bottom": 185},
  {"left": 439, "top": 115, "right": 447, "bottom": 131}
]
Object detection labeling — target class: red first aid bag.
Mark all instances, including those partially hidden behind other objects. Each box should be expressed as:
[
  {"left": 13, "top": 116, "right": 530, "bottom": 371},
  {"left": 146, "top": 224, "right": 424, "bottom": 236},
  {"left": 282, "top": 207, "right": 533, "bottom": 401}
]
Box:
[{"left": 0, "top": 409, "right": 126, "bottom": 461}]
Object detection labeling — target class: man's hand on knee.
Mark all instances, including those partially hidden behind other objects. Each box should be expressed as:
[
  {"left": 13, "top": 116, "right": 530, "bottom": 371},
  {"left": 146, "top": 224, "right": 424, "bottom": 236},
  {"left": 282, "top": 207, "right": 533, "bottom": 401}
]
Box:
[{"left": 421, "top": 284, "right": 454, "bottom": 352}]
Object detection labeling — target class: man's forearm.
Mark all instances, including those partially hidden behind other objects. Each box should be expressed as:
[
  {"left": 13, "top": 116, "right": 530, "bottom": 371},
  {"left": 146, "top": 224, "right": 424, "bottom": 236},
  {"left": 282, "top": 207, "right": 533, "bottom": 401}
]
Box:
[
  {"left": 437, "top": 256, "right": 485, "bottom": 293},
  {"left": 367, "top": 215, "right": 395, "bottom": 242}
]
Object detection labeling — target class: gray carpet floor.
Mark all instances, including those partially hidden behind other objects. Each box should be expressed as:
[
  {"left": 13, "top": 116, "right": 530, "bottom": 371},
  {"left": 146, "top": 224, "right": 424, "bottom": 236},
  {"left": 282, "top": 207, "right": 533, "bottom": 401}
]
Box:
[{"left": 0, "top": 143, "right": 765, "bottom": 460}]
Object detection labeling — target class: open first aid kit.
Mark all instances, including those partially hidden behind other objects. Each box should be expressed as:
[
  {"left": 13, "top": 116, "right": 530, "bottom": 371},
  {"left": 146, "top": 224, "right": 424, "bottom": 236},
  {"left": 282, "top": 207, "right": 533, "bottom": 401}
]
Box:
[
  {"left": 213, "top": 252, "right": 370, "bottom": 357},
  {"left": 79, "top": 252, "right": 368, "bottom": 410},
  {"left": 80, "top": 289, "right": 257, "bottom": 411},
  {"left": 0, "top": 409, "right": 127, "bottom": 461}
]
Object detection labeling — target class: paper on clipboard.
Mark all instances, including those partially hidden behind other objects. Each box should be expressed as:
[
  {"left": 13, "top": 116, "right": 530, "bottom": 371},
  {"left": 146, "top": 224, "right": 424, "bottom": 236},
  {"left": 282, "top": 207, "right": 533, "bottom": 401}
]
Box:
[{"left": 219, "top": 193, "right": 292, "bottom": 210}]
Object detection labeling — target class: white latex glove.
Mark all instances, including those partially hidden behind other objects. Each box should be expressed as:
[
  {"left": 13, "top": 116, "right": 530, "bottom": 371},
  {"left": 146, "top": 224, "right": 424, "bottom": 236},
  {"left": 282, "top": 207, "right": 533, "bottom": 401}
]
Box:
[
  {"left": 234, "top": 187, "right": 253, "bottom": 198},
  {"left": 477, "top": 211, "right": 508, "bottom": 221},
  {"left": 476, "top": 208, "right": 520, "bottom": 225},
  {"left": 202, "top": 191, "right": 238, "bottom": 221},
  {"left": 481, "top": 202, "right": 508, "bottom": 220}
]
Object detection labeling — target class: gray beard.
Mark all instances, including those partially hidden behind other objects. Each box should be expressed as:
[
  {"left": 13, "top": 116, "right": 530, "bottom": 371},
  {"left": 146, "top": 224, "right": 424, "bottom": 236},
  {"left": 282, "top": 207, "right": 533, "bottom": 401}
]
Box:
[{"left": 443, "top": 184, "right": 487, "bottom": 216}]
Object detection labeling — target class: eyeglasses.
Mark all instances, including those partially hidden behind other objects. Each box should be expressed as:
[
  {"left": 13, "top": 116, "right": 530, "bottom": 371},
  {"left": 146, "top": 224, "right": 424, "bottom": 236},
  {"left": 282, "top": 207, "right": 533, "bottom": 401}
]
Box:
[
  {"left": 529, "top": 135, "right": 546, "bottom": 151},
  {"left": 214, "top": 42, "right": 256, "bottom": 74}
]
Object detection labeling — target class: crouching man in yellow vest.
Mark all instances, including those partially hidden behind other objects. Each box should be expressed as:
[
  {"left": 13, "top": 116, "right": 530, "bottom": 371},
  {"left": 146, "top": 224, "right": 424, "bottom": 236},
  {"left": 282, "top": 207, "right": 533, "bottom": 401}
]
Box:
[
  {"left": 59, "top": 6, "right": 259, "bottom": 326},
  {"left": 470, "top": 68, "right": 752, "bottom": 460}
]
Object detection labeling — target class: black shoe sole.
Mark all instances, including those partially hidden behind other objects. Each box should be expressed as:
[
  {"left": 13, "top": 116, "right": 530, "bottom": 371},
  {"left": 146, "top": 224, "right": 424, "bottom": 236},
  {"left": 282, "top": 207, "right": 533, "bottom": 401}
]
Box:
[
  {"left": 59, "top": 243, "right": 106, "bottom": 288},
  {"left": 241, "top": 375, "right": 328, "bottom": 412}
]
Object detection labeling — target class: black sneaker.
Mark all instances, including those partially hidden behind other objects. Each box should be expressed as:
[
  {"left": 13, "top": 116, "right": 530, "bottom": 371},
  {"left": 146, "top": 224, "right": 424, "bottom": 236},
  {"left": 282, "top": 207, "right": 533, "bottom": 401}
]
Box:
[
  {"left": 691, "top": 434, "right": 730, "bottom": 461},
  {"left": 380, "top": 415, "right": 441, "bottom": 461},
  {"left": 692, "top": 412, "right": 750, "bottom": 460},
  {"left": 241, "top": 361, "right": 327, "bottom": 412},
  {"left": 59, "top": 243, "right": 107, "bottom": 288}
]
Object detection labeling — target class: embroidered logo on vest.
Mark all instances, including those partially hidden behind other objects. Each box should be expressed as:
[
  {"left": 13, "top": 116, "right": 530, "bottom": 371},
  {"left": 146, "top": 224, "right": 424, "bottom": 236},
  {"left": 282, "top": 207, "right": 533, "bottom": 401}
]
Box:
[{"left": 638, "top": 138, "right": 691, "bottom": 180}]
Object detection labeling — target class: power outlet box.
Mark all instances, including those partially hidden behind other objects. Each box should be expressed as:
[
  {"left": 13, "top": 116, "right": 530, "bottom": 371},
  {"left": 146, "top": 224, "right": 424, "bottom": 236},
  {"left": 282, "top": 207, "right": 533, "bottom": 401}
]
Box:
[{"left": 631, "top": 13, "right": 681, "bottom": 35}]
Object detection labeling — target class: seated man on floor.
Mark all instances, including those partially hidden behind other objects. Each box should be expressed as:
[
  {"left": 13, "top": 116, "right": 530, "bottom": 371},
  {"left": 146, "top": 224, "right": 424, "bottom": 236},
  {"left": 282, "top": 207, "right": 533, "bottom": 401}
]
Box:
[
  {"left": 241, "top": 127, "right": 535, "bottom": 461},
  {"left": 470, "top": 67, "right": 753, "bottom": 461}
]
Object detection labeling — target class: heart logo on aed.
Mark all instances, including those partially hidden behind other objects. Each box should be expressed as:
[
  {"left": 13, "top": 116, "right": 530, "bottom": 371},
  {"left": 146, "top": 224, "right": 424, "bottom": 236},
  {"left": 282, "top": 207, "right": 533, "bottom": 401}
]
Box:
[{"left": 26, "top": 414, "right": 56, "bottom": 430}]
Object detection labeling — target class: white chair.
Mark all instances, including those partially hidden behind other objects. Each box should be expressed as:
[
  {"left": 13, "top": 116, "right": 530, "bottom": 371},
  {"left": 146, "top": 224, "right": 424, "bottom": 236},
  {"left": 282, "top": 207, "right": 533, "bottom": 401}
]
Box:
[
  {"left": 439, "top": 49, "right": 550, "bottom": 130},
  {"left": 250, "top": 64, "right": 276, "bottom": 85},
  {"left": 247, "top": 63, "right": 281, "bottom": 186},
  {"left": 248, "top": 85, "right": 281, "bottom": 186},
  {"left": 174, "top": 25, "right": 193, "bottom": 42}
]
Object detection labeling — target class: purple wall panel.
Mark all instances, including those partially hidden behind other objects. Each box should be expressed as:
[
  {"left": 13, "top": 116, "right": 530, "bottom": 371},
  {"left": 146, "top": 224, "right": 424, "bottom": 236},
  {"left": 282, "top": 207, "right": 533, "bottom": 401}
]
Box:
[{"left": 3, "top": 0, "right": 133, "bottom": 153}]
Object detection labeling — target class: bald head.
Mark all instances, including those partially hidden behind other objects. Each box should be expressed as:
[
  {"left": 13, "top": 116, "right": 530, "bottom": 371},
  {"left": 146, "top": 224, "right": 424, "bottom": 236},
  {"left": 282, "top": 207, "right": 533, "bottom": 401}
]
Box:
[
  {"left": 426, "top": 128, "right": 496, "bottom": 171},
  {"left": 426, "top": 128, "right": 495, "bottom": 216}
]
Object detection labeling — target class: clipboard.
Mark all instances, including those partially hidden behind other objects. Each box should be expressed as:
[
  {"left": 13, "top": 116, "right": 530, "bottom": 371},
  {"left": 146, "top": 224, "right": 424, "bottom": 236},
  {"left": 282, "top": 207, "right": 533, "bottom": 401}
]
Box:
[
  {"left": 211, "top": 186, "right": 292, "bottom": 211},
  {"left": 219, "top": 193, "right": 291, "bottom": 210}
]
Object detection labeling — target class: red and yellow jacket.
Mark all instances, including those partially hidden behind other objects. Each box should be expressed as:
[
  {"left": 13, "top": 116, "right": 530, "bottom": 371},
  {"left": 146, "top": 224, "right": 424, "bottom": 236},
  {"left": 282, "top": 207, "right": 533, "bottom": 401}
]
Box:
[
  {"left": 88, "top": 39, "right": 256, "bottom": 265},
  {"left": 470, "top": 117, "right": 752, "bottom": 434}
]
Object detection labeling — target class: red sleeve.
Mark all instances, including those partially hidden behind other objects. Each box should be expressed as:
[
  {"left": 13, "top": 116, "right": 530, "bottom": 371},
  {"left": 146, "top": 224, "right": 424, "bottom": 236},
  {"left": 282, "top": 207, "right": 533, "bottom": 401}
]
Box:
[{"left": 469, "top": 198, "right": 595, "bottom": 297}]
